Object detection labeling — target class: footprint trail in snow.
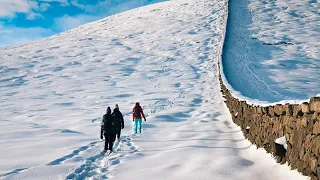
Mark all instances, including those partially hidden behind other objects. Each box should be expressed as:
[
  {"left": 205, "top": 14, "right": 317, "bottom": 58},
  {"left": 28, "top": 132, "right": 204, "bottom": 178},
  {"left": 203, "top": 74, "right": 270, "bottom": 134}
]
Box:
[{"left": 66, "top": 136, "right": 140, "bottom": 180}]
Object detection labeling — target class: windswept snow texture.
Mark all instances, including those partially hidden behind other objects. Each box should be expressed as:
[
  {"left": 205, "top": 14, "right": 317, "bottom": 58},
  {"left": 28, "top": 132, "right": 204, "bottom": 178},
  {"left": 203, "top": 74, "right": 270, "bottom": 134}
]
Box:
[
  {"left": 223, "top": 0, "right": 320, "bottom": 102},
  {"left": 0, "top": 0, "right": 307, "bottom": 179}
]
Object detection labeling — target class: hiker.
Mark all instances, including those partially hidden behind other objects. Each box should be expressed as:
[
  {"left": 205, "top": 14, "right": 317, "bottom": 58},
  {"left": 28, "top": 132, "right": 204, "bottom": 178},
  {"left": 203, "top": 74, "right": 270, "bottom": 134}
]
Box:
[
  {"left": 100, "top": 107, "right": 116, "bottom": 152},
  {"left": 112, "top": 104, "right": 124, "bottom": 140},
  {"left": 132, "top": 102, "right": 146, "bottom": 133}
]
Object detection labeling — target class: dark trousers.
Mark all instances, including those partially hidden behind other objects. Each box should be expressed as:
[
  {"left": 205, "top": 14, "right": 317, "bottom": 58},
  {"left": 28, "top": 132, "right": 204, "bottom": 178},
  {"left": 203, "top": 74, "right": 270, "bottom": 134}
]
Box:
[
  {"left": 104, "top": 133, "right": 114, "bottom": 151},
  {"left": 116, "top": 128, "right": 121, "bottom": 139}
]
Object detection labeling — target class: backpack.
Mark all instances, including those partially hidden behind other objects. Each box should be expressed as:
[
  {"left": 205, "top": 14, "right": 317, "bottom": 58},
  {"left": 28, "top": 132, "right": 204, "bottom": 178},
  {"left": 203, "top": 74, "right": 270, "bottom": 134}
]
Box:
[
  {"left": 103, "top": 114, "right": 114, "bottom": 132},
  {"left": 134, "top": 106, "right": 140, "bottom": 117},
  {"left": 102, "top": 116, "right": 109, "bottom": 131},
  {"left": 112, "top": 111, "right": 121, "bottom": 121}
]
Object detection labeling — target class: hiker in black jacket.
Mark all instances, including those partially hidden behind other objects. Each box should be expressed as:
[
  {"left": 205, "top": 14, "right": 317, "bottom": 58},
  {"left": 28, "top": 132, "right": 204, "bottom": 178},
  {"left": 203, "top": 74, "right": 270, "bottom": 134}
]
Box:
[
  {"left": 112, "top": 104, "right": 124, "bottom": 140},
  {"left": 100, "top": 107, "right": 116, "bottom": 152}
]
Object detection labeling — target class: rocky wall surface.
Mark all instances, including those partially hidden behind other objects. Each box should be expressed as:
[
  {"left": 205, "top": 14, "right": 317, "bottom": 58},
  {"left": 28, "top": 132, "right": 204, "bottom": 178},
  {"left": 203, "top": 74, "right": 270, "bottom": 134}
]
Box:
[{"left": 218, "top": 73, "right": 320, "bottom": 179}]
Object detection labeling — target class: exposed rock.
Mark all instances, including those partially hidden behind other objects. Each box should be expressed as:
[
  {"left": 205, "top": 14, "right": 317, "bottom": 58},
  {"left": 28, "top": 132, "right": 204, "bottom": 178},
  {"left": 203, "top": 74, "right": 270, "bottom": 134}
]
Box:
[
  {"left": 302, "top": 102, "right": 310, "bottom": 114},
  {"left": 310, "top": 156, "right": 318, "bottom": 173},
  {"left": 262, "top": 107, "right": 269, "bottom": 115},
  {"left": 299, "top": 146, "right": 305, "bottom": 159},
  {"left": 310, "top": 97, "right": 320, "bottom": 112},
  {"left": 274, "top": 104, "right": 286, "bottom": 116},
  {"left": 286, "top": 104, "right": 293, "bottom": 116},
  {"left": 256, "top": 107, "right": 263, "bottom": 114},
  {"left": 282, "top": 115, "right": 290, "bottom": 126},
  {"left": 312, "top": 112, "right": 319, "bottom": 120},
  {"left": 302, "top": 150, "right": 310, "bottom": 164},
  {"left": 311, "top": 136, "right": 320, "bottom": 154},
  {"left": 305, "top": 133, "right": 312, "bottom": 149},
  {"left": 285, "top": 133, "right": 291, "bottom": 145},
  {"left": 313, "top": 121, "right": 320, "bottom": 135},
  {"left": 296, "top": 117, "right": 308, "bottom": 129},
  {"left": 317, "top": 167, "right": 320, "bottom": 178},
  {"left": 269, "top": 106, "right": 275, "bottom": 116},
  {"left": 293, "top": 105, "right": 303, "bottom": 116}
]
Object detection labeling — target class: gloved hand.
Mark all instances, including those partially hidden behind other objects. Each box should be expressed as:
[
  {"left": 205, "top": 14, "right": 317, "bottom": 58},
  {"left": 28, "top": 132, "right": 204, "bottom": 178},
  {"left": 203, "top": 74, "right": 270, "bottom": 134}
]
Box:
[
  {"left": 133, "top": 119, "right": 134, "bottom": 122},
  {"left": 122, "top": 126, "right": 124, "bottom": 129},
  {"left": 100, "top": 135, "right": 103, "bottom": 140},
  {"left": 144, "top": 118, "right": 146, "bottom": 122}
]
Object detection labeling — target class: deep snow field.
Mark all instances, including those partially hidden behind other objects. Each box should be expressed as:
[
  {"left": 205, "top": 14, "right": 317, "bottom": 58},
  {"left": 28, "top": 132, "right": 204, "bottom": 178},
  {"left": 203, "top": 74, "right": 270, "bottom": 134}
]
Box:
[
  {"left": 0, "top": 0, "right": 313, "bottom": 179},
  {"left": 223, "top": 0, "right": 320, "bottom": 103}
]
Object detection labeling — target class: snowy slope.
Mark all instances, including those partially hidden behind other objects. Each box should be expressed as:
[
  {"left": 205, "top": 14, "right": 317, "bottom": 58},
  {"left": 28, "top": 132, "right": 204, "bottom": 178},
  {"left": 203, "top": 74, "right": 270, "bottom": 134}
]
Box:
[
  {"left": 0, "top": 0, "right": 308, "bottom": 179},
  {"left": 222, "top": 0, "right": 320, "bottom": 103}
]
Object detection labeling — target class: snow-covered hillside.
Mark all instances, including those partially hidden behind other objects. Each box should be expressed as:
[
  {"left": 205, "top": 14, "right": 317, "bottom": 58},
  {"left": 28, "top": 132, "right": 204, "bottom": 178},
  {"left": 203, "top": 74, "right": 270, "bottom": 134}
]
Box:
[
  {"left": 223, "top": 0, "right": 320, "bottom": 102},
  {"left": 0, "top": 0, "right": 309, "bottom": 179}
]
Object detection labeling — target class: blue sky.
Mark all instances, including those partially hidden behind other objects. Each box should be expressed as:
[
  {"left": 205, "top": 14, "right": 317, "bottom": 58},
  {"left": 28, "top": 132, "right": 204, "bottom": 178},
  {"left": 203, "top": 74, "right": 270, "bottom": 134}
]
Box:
[{"left": 0, "top": 0, "right": 165, "bottom": 46}]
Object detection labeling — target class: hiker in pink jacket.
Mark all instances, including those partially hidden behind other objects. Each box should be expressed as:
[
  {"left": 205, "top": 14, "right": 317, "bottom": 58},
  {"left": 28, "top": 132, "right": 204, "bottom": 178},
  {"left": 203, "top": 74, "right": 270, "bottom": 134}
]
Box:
[{"left": 132, "top": 102, "right": 146, "bottom": 133}]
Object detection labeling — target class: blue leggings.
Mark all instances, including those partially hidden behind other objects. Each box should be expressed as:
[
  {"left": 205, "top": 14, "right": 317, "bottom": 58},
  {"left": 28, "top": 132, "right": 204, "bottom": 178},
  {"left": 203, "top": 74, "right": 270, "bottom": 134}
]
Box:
[{"left": 134, "top": 119, "right": 142, "bottom": 133}]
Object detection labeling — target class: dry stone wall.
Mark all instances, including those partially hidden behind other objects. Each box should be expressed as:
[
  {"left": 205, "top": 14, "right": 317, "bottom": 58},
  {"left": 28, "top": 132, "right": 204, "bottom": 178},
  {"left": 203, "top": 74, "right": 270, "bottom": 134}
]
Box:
[{"left": 218, "top": 73, "right": 320, "bottom": 179}]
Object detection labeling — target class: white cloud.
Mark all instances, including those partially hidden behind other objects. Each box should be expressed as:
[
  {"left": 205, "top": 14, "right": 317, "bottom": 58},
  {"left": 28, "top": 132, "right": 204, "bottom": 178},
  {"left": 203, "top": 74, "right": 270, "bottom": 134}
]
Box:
[
  {"left": 53, "top": 14, "right": 100, "bottom": 31},
  {"left": 70, "top": 0, "right": 163, "bottom": 15},
  {"left": 39, "top": 0, "right": 69, "bottom": 6},
  {"left": 39, "top": 0, "right": 68, "bottom": 3},
  {"left": 0, "top": 0, "right": 65, "bottom": 18},
  {"left": 0, "top": 0, "right": 36, "bottom": 18},
  {"left": 70, "top": 0, "right": 112, "bottom": 14},
  {"left": 26, "top": 12, "right": 44, "bottom": 20},
  {"left": 70, "top": 0, "right": 113, "bottom": 14},
  {"left": 70, "top": 0, "right": 85, "bottom": 10},
  {"left": 39, "top": 3, "right": 51, "bottom": 12}
]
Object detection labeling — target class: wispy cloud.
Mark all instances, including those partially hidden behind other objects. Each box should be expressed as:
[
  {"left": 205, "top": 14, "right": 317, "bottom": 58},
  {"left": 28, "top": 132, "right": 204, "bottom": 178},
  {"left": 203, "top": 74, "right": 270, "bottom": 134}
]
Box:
[
  {"left": 40, "top": 0, "right": 68, "bottom": 3},
  {"left": 70, "top": 0, "right": 164, "bottom": 15},
  {"left": 0, "top": 0, "right": 37, "bottom": 18},
  {"left": 0, "top": 0, "right": 66, "bottom": 18},
  {"left": 54, "top": 0, "right": 165, "bottom": 31},
  {"left": 0, "top": 0, "right": 166, "bottom": 46},
  {"left": 39, "top": 3, "right": 51, "bottom": 12},
  {"left": 53, "top": 14, "right": 100, "bottom": 31},
  {"left": 0, "top": 26, "right": 54, "bottom": 46},
  {"left": 27, "top": 12, "right": 44, "bottom": 20}
]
